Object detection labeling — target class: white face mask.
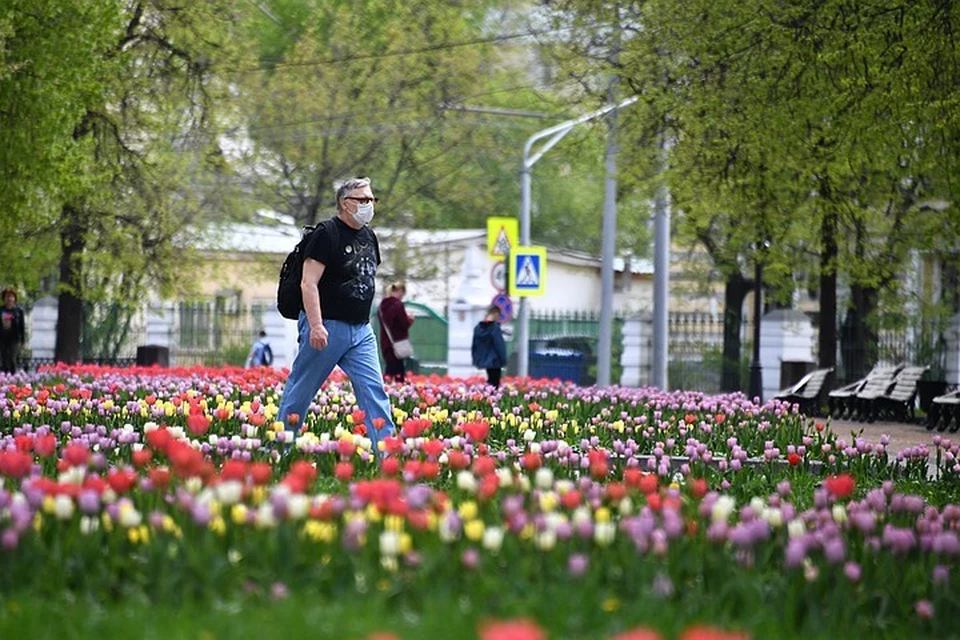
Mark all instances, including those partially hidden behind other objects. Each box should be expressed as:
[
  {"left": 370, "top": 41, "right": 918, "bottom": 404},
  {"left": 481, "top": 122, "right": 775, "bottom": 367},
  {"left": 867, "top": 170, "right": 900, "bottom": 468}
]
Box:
[{"left": 353, "top": 202, "right": 375, "bottom": 225}]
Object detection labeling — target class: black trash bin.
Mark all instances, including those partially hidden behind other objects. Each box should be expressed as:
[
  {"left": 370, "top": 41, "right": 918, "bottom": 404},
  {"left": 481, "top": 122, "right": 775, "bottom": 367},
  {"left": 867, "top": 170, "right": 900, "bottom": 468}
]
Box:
[
  {"left": 529, "top": 348, "right": 585, "bottom": 385},
  {"left": 136, "top": 345, "right": 170, "bottom": 367},
  {"left": 780, "top": 360, "right": 815, "bottom": 390}
]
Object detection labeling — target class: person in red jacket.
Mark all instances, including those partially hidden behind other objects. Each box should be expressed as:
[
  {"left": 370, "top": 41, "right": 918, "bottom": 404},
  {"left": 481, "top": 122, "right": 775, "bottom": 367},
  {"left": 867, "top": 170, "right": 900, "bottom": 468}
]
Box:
[{"left": 377, "top": 281, "right": 414, "bottom": 382}]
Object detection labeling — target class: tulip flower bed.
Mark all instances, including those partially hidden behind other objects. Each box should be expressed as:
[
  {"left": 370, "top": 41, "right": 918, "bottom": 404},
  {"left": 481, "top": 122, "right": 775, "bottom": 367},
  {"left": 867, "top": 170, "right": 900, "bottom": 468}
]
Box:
[{"left": 0, "top": 364, "right": 957, "bottom": 639}]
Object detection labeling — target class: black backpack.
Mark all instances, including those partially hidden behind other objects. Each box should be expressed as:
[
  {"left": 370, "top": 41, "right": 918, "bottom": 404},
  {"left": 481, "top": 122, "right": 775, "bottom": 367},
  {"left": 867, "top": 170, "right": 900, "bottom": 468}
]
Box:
[
  {"left": 261, "top": 343, "right": 273, "bottom": 365},
  {"left": 277, "top": 220, "right": 339, "bottom": 320}
]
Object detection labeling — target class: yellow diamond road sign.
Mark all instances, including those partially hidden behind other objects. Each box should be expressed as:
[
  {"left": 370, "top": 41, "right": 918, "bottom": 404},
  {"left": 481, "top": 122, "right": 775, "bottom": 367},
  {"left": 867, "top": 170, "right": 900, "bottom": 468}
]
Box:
[
  {"left": 487, "top": 217, "right": 519, "bottom": 259},
  {"left": 509, "top": 246, "right": 547, "bottom": 297}
]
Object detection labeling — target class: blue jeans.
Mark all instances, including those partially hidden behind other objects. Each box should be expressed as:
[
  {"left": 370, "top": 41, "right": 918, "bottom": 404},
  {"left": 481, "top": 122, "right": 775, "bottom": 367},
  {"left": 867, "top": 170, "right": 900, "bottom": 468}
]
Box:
[{"left": 277, "top": 314, "right": 396, "bottom": 452}]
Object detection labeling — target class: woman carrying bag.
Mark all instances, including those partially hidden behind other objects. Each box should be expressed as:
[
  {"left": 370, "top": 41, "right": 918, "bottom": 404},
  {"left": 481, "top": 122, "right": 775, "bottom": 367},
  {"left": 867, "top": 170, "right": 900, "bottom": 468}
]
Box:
[{"left": 377, "top": 282, "right": 415, "bottom": 382}]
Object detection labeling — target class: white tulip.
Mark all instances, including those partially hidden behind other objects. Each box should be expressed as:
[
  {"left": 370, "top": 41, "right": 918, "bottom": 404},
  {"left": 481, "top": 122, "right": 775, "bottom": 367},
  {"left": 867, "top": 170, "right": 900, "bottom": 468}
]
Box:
[
  {"left": 594, "top": 521, "right": 616, "bottom": 546},
  {"left": 534, "top": 468, "right": 554, "bottom": 490},
  {"left": 53, "top": 495, "right": 74, "bottom": 520},
  {"left": 482, "top": 526, "right": 504, "bottom": 553},
  {"left": 456, "top": 471, "right": 478, "bottom": 493},
  {"left": 287, "top": 494, "right": 309, "bottom": 520},
  {"left": 788, "top": 519, "right": 807, "bottom": 539},
  {"left": 711, "top": 496, "right": 736, "bottom": 524},
  {"left": 380, "top": 530, "right": 401, "bottom": 556}
]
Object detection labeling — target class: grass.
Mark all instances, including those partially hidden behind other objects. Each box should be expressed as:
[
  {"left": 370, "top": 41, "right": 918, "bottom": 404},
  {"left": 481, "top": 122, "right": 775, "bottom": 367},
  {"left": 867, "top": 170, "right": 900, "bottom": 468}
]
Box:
[{"left": 0, "top": 574, "right": 953, "bottom": 640}]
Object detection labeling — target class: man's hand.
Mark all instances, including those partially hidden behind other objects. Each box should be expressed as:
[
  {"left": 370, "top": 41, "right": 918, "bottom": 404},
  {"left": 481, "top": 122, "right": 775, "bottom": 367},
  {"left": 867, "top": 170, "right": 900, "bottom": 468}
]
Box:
[{"left": 309, "top": 323, "right": 329, "bottom": 350}]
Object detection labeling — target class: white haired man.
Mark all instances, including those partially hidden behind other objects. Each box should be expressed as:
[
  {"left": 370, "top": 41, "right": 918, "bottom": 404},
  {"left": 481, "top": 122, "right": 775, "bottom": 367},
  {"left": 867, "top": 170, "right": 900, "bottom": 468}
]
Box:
[{"left": 276, "top": 177, "right": 396, "bottom": 453}]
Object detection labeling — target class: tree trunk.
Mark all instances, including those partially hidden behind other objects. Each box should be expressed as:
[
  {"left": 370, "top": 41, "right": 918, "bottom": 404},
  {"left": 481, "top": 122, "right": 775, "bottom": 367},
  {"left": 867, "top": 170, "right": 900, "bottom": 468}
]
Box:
[
  {"left": 54, "top": 205, "right": 86, "bottom": 364},
  {"left": 721, "top": 273, "right": 752, "bottom": 392},
  {"left": 841, "top": 284, "right": 878, "bottom": 382},
  {"left": 818, "top": 207, "right": 838, "bottom": 377}
]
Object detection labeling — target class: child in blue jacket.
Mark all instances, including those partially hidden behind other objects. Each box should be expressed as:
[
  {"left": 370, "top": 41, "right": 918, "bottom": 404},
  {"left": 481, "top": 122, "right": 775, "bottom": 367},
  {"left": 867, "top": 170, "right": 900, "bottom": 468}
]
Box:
[{"left": 471, "top": 306, "right": 507, "bottom": 388}]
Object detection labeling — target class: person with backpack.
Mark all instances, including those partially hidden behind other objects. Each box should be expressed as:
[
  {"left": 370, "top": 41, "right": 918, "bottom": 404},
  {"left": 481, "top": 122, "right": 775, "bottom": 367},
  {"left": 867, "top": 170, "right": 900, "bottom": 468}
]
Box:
[
  {"left": 275, "top": 176, "right": 396, "bottom": 453},
  {"left": 245, "top": 330, "right": 273, "bottom": 368},
  {"left": 377, "top": 281, "right": 415, "bottom": 383},
  {"left": 472, "top": 305, "right": 508, "bottom": 388}
]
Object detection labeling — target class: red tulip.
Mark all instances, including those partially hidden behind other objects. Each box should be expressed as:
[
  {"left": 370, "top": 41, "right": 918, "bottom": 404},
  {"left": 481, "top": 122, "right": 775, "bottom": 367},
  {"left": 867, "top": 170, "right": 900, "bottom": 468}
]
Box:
[
  {"left": 148, "top": 467, "right": 171, "bottom": 489},
  {"left": 63, "top": 444, "right": 90, "bottom": 468},
  {"left": 250, "top": 462, "right": 272, "bottom": 486},
  {"left": 132, "top": 449, "right": 153, "bottom": 468},
  {"left": 522, "top": 452, "right": 541, "bottom": 471},
  {"left": 146, "top": 428, "right": 172, "bottom": 453},
  {"left": 107, "top": 469, "right": 138, "bottom": 494},
  {"left": 639, "top": 473, "right": 658, "bottom": 496},
  {"left": 611, "top": 628, "right": 663, "bottom": 640},
  {"left": 422, "top": 439, "right": 444, "bottom": 458},
  {"left": 561, "top": 490, "right": 582, "bottom": 510},
  {"left": 825, "top": 474, "right": 856, "bottom": 500},
  {"left": 463, "top": 421, "right": 490, "bottom": 442},
  {"left": 34, "top": 434, "right": 57, "bottom": 458},
  {"left": 605, "top": 482, "right": 627, "bottom": 502},
  {"left": 186, "top": 413, "right": 211, "bottom": 436},
  {"left": 381, "top": 457, "right": 400, "bottom": 476},
  {"left": 220, "top": 460, "right": 248, "bottom": 482},
  {"left": 478, "top": 618, "right": 545, "bottom": 640},
  {"left": 334, "top": 462, "right": 354, "bottom": 482},
  {"left": 446, "top": 450, "right": 470, "bottom": 470},
  {"left": 680, "top": 625, "right": 750, "bottom": 640},
  {"left": 338, "top": 439, "right": 357, "bottom": 459},
  {"left": 690, "top": 477, "right": 708, "bottom": 500},
  {"left": 0, "top": 450, "right": 32, "bottom": 478}
]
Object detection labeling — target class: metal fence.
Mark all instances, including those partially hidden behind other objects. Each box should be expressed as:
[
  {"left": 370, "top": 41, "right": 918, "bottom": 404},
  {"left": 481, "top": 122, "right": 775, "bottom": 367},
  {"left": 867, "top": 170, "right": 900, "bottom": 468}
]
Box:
[
  {"left": 665, "top": 312, "right": 949, "bottom": 393},
  {"left": 667, "top": 313, "right": 747, "bottom": 393},
  {"left": 22, "top": 301, "right": 268, "bottom": 369},
  {"left": 170, "top": 301, "right": 270, "bottom": 367},
  {"left": 19, "top": 301, "right": 953, "bottom": 392}
]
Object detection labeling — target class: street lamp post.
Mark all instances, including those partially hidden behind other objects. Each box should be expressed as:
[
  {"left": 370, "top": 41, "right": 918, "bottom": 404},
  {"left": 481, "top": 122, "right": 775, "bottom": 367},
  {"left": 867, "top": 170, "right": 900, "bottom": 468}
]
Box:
[
  {"left": 748, "top": 250, "right": 764, "bottom": 402},
  {"left": 517, "top": 96, "right": 639, "bottom": 378}
]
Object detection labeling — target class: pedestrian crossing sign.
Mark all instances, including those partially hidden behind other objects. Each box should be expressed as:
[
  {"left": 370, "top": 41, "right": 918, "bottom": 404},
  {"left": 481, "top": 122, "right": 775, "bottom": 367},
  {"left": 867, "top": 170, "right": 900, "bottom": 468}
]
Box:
[
  {"left": 486, "top": 217, "right": 519, "bottom": 259},
  {"left": 509, "top": 246, "right": 547, "bottom": 297}
]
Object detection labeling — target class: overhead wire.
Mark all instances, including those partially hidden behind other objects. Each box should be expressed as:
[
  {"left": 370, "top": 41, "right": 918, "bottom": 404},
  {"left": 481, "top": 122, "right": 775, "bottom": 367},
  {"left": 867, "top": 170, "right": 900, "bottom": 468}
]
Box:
[{"left": 224, "top": 23, "right": 598, "bottom": 73}]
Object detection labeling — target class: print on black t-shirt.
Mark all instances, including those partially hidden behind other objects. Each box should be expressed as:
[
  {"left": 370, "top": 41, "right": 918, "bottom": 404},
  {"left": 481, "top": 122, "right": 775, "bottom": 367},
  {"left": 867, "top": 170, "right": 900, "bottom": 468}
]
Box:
[
  {"left": 305, "top": 217, "right": 381, "bottom": 324},
  {"left": 341, "top": 237, "right": 377, "bottom": 302}
]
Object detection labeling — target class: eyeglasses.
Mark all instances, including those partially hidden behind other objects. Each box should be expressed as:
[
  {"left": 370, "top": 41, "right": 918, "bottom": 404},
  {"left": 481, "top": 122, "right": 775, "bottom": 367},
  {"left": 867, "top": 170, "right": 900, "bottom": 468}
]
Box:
[{"left": 344, "top": 196, "right": 378, "bottom": 204}]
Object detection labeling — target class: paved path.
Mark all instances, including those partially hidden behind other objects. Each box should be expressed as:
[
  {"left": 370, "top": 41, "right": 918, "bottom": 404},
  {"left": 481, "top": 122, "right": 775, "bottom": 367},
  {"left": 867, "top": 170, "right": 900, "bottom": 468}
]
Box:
[
  {"left": 822, "top": 417, "right": 956, "bottom": 478},
  {"left": 825, "top": 418, "right": 946, "bottom": 455}
]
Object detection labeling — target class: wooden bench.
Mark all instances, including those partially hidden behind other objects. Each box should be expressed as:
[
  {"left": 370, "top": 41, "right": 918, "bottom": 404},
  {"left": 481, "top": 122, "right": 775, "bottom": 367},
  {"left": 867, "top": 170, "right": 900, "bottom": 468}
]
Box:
[
  {"left": 928, "top": 389, "right": 960, "bottom": 432},
  {"left": 772, "top": 368, "right": 833, "bottom": 416},
  {"left": 859, "top": 365, "right": 929, "bottom": 423},
  {"left": 828, "top": 364, "right": 901, "bottom": 419}
]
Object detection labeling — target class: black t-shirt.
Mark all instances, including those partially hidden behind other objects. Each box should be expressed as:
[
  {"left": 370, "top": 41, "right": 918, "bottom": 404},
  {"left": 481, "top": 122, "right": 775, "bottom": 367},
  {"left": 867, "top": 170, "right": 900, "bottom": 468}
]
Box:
[{"left": 305, "top": 217, "right": 381, "bottom": 323}]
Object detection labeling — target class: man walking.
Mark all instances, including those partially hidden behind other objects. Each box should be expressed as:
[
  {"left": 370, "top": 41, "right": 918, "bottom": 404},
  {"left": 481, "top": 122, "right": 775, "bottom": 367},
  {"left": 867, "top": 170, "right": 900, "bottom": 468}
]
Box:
[{"left": 276, "top": 177, "right": 395, "bottom": 452}]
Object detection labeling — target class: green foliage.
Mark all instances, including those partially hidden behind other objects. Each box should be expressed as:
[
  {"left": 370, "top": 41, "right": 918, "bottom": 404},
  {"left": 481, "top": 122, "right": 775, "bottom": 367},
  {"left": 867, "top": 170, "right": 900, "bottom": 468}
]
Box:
[
  {"left": 201, "top": 341, "right": 250, "bottom": 368},
  {"left": 544, "top": 0, "right": 960, "bottom": 324}
]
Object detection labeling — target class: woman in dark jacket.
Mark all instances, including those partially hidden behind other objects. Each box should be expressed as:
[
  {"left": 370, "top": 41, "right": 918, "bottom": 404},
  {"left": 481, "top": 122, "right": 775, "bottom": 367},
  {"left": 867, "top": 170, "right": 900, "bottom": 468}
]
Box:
[
  {"left": 0, "top": 288, "right": 24, "bottom": 374},
  {"left": 377, "top": 282, "right": 414, "bottom": 382},
  {"left": 472, "top": 306, "right": 508, "bottom": 388}
]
